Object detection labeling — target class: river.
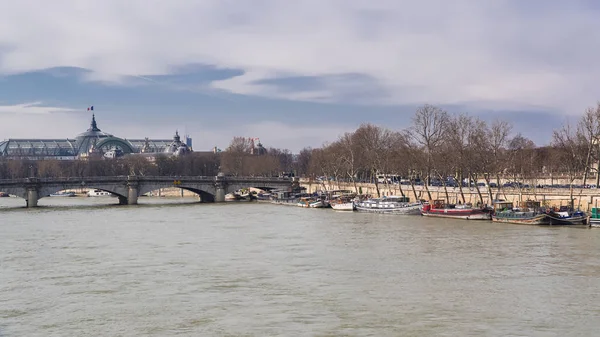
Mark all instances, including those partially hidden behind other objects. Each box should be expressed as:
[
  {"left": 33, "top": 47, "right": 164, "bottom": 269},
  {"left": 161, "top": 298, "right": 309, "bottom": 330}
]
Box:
[{"left": 1, "top": 197, "right": 599, "bottom": 336}]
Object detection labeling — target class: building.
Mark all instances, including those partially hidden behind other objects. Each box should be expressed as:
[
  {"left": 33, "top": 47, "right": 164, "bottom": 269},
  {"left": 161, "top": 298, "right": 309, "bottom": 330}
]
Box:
[{"left": 0, "top": 114, "right": 192, "bottom": 160}]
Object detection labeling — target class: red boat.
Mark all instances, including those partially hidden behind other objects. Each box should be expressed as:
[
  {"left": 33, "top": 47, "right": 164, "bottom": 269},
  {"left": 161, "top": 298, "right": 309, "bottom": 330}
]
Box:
[{"left": 421, "top": 200, "right": 491, "bottom": 220}]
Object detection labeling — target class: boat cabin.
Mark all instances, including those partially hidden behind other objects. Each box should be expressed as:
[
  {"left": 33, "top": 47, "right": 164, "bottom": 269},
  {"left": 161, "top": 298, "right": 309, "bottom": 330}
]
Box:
[
  {"left": 517, "top": 200, "right": 541, "bottom": 211},
  {"left": 382, "top": 195, "right": 410, "bottom": 202},
  {"left": 493, "top": 201, "right": 514, "bottom": 212},
  {"left": 422, "top": 199, "right": 445, "bottom": 211}
]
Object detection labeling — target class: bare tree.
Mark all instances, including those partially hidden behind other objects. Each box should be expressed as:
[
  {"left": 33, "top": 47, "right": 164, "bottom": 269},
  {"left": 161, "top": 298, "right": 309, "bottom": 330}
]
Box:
[
  {"left": 409, "top": 104, "right": 449, "bottom": 200},
  {"left": 484, "top": 119, "right": 512, "bottom": 200},
  {"left": 553, "top": 124, "right": 587, "bottom": 209},
  {"left": 577, "top": 103, "right": 600, "bottom": 186},
  {"left": 338, "top": 132, "right": 361, "bottom": 193},
  {"left": 353, "top": 124, "right": 395, "bottom": 197}
]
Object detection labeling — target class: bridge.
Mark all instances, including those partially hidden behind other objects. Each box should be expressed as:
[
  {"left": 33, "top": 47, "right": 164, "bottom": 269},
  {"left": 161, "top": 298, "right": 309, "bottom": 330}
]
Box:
[{"left": 0, "top": 175, "right": 296, "bottom": 207}]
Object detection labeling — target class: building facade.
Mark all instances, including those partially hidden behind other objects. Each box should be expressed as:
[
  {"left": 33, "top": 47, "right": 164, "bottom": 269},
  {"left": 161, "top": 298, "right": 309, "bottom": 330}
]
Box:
[{"left": 0, "top": 115, "right": 192, "bottom": 160}]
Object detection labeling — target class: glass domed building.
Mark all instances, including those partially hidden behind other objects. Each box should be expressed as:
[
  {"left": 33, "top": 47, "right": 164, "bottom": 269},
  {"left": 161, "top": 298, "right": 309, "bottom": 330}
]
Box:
[
  {"left": 75, "top": 114, "right": 115, "bottom": 157},
  {"left": 0, "top": 115, "right": 192, "bottom": 160}
]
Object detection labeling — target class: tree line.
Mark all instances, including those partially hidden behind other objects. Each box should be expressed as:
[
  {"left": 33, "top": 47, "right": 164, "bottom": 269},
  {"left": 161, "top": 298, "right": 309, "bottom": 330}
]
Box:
[
  {"left": 301, "top": 103, "right": 600, "bottom": 204},
  {"left": 2, "top": 103, "right": 600, "bottom": 203}
]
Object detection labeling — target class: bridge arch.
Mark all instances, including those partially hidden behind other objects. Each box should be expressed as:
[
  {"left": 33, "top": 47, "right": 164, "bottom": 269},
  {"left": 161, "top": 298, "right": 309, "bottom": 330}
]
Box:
[
  {"left": 137, "top": 184, "right": 216, "bottom": 203},
  {"left": 180, "top": 186, "right": 215, "bottom": 202},
  {"left": 38, "top": 185, "right": 128, "bottom": 200}
]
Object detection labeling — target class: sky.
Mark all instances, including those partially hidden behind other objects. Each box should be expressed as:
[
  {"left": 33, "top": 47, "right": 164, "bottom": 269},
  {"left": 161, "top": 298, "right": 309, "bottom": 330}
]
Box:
[{"left": 0, "top": 0, "right": 599, "bottom": 152}]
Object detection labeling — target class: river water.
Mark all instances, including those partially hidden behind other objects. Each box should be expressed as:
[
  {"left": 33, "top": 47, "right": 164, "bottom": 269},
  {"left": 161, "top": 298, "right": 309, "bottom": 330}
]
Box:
[{"left": 1, "top": 197, "right": 599, "bottom": 336}]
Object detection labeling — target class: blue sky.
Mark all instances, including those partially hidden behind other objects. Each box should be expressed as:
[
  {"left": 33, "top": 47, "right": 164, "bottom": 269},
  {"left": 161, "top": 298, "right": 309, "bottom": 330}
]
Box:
[{"left": 0, "top": 0, "right": 597, "bottom": 151}]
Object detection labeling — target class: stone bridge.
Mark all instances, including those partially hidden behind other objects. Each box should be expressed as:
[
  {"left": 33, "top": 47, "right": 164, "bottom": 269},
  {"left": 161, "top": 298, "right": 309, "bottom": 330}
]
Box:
[{"left": 0, "top": 175, "right": 296, "bottom": 207}]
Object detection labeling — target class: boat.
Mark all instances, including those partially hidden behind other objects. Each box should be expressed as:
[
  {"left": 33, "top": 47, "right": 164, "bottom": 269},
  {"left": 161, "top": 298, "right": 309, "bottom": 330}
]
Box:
[
  {"left": 545, "top": 206, "right": 587, "bottom": 225},
  {"left": 225, "top": 192, "right": 245, "bottom": 201},
  {"left": 492, "top": 201, "right": 549, "bottom": 225},
  {"left": 331, "top": 201, "right": 354, "bottom": 211},
  {"left": 309, "top": 198, "right": 329, "bottom": 208},
  {"left": 50, "top": 191, "right": 76, "bottom": 197},
  {"left": 297, "top": 196, "right": 329, "bottom": 208},
  {"left": 329, "top": 192, "right": 356, "bottom": 211},
  {"left": 87, "top": 189, "right": 113, "bottom": 197},
  {"left": 255, "top": 192, "right": 272, "bottom": 201},
  {"left": 590, "top": 208, "right": 600, "bottom": 227},
  {"left": 271, "top": 191, "right": 307, "bottom": 206},
  {"left": 355, "top": 196, "right": 422, "bottom": 215},
  {"left": 0, "top": 192, "right": 9, "bottom": 197},
  {"left": 421, "top": 200, "right": 491, "bottom": 220},
  {"left": 330, "top": 197, "right": 355, "bottom": 211},
  {"left": 297, "top": 197, "right": 313, "bottom": 208},
  {"left": 226, "top": 189, "right": 257, "bottom": 202}
]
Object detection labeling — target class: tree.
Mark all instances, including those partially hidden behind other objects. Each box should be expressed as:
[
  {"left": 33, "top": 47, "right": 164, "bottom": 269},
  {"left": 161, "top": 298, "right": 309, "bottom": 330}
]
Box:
[
  {"left": 408, "top": 104, "right": 449, "bottom": 200},
  {"left": 339, "top": 132, "right": 362, "bottom": 193},
  {"left": 553, "top": 124, "right": 587, "bottom": 208},
  {"left": 353, "top": 123, "right": 395, "bottom": 197},
  {"left": 577, "top": 102, "right": 600, "bottom": 186},
  {"left": 483, "top": 119, "right": 512, "bottom": 200},
  {"left": 294, "top": 147, "right": 313, "bottom": 177}
]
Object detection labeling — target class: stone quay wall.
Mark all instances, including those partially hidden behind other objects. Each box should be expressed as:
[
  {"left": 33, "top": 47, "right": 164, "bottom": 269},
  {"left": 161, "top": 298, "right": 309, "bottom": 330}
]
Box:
[{"left": 300, "top": 180, "right": 600, "bottom": 211}]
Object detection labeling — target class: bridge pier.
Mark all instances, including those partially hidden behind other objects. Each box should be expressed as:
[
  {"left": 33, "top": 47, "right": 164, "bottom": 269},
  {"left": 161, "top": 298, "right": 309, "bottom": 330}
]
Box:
[
  {"left": 214, "top": 173, "right": 226, "bottom": 203},
  {"left": 26, "top": 188, "right": 38, "bottom": 208},
  {"left": 128, "top": 184, "right": 139, "bottom": 205},
  {"left": 215, "top": 186, "right": 225, "bottom": 202}
]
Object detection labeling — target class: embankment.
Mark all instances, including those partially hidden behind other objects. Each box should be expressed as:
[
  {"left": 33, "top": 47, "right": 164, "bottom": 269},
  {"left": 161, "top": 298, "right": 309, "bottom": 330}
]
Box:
[{"left": 300, "top": 180, "right": 600, "bottom": 210}]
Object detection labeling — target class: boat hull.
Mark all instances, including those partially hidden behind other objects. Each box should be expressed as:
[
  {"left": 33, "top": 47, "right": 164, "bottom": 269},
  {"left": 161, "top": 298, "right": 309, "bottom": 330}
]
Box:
[
  {"left": 492, "top": 214, "right": 549, "bottom": 225},
  {"left": 50, "top": 192, "right": 76, "bottom": 197},
  {"left": 331, "top": 202, "right": 354, "bottom": 211},
  {"left": 421, "top": 210, "right": 491, "bottom": 220},
  {"left": 309, "top": 201, "right": 329, "bottom": 208},
  {"left": 590, "top": 218, "right": 600, "bottom": 228},
  {"left": 546, "top": 215, "right": 587, "bottom": 226},
  {"left": 355, "top": 204, "right": 422, "bottom": 215}
]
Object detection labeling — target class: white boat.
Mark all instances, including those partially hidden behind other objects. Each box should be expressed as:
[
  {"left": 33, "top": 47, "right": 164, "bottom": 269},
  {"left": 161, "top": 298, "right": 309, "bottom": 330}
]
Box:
[
  {"left": 330, "top": 195, "right": 355, "bottom": 211},
  {"left": 355, "top": 196, "right": 422, "bottom": 215},
  {"left": 309, "top": 199, "right": 329, "bottom": 208},
  {"left": 331, "top": 202, "right": 354, "bottom": 211},
  {"left": 50, "top": 191, "right": 76, "bottom": 197},
  {"left": 87, "top": 189, "right": 113, "bottom": 197},
  {"left": 297, "top": 197, "right": 329, "bottom": 208}
]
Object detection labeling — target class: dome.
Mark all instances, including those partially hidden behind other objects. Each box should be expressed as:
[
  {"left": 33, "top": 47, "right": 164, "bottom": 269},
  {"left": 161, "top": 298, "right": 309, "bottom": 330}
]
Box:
[
  {"left": 164, "top": 130, "right": 191, "bottom": 156},
  {"left": 255, "top": 142, "right": 267, "bottom": 155},
  {"left": 75, "top": 114, "right": 113, "bottom": 155}
]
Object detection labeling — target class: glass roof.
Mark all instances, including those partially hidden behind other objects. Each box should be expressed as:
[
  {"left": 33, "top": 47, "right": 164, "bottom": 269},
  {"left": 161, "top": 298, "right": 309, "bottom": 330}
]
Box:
[{"left": 0, "top": 115, "right": 184, "bottom": 157}]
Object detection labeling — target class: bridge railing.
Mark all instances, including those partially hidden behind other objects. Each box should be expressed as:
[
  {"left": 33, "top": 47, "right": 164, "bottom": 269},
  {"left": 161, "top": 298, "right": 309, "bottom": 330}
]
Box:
[{"left": 0, "top": 175, "right": 293, "bottom": 184}]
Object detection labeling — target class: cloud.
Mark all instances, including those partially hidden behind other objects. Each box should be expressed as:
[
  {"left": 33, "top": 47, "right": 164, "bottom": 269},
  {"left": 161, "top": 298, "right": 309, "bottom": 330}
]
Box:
[
  {"left": 0, "top": 102, "right": 76, "bottom": 114},
  {"left": 1, "top": 1, "right": 599, "bottom": 114}
]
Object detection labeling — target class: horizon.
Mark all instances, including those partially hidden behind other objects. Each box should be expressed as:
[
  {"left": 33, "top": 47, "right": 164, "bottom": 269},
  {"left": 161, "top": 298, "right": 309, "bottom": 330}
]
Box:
[{"left": 1, "top": 1, "right": 598, "bottom": 151}]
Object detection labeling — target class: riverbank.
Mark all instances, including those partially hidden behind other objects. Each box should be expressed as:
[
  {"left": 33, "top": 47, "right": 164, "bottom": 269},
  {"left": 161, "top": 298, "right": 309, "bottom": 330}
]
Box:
[{"left": 301, "top": 180, "right": 600, "bottom": 210}]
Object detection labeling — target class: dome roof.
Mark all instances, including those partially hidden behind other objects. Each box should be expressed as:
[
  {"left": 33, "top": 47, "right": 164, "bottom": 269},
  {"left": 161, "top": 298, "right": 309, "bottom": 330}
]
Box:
[
  {"left": 164, "top": 130, "right": 191, "bottom": 156},
  {"left": 75, "top": 114, "right": 113, "bottom": 155}
]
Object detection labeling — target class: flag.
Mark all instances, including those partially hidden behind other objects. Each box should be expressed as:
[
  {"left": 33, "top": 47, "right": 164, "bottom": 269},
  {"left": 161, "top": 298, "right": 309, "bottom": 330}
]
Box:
[{"left": 87, "top": 106, "right": 94, "bottom": 111}]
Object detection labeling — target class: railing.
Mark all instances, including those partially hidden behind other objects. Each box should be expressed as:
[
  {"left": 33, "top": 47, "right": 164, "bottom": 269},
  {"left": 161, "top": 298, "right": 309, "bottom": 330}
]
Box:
[{"left": 0, "top": 175, "right": 293, "bottom": 184}]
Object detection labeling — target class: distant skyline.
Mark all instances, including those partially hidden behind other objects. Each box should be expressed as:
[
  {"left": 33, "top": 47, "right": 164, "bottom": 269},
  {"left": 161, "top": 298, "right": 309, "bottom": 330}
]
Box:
[{"left": 1, "top": 1, "right": 598, "bottom": 152}]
